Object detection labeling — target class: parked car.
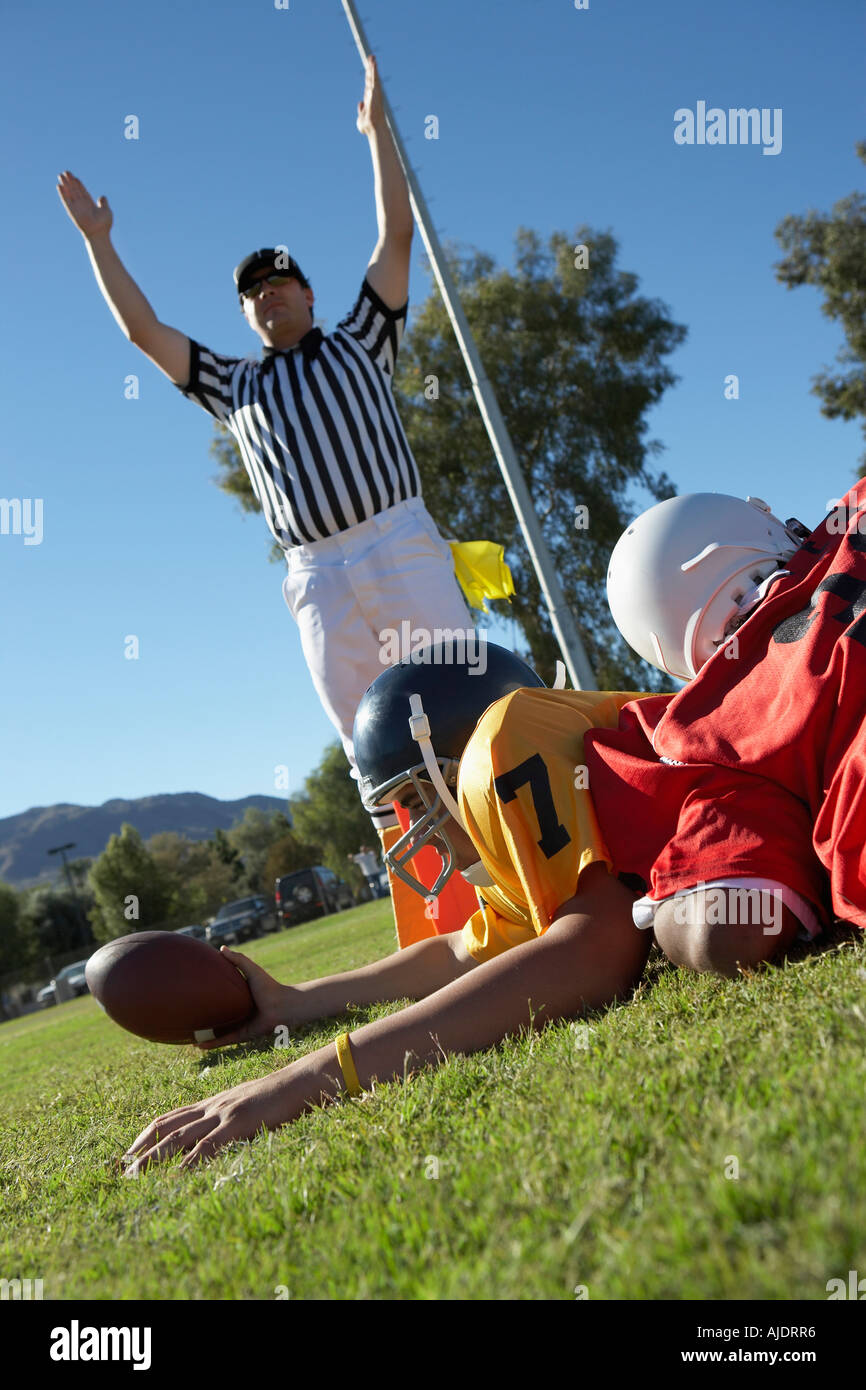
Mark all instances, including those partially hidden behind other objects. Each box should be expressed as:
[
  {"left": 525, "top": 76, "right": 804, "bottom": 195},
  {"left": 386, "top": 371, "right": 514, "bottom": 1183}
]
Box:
[
  {"left": 275, "top": 866, "right": 354, "bottom": 928},
  {"left": 36, "top": 983, "right": 57, "bottom": 1008},
  {"left": 205, "top": 896, "right": 277, "bottom": 946},
  {"left": 52, "top": 959, "right": 92, "bottom": 1003},
  {"left": 174, "top": 924, "right": 208, "bottom": 941}
]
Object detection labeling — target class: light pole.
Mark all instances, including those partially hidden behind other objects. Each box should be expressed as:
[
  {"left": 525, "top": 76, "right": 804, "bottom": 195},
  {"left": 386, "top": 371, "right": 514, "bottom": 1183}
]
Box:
[
  {"left": 47, "top": 841, "right": 88, "bottom": 942},
  {"left": 47, "top": 841, "right": 78, "bottom": 895}
]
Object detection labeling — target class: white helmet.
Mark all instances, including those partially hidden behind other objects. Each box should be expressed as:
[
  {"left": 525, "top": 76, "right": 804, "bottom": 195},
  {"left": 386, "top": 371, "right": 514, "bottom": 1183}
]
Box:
[{"left": 607, "top": 493, "right": 807, "bottom": 681}]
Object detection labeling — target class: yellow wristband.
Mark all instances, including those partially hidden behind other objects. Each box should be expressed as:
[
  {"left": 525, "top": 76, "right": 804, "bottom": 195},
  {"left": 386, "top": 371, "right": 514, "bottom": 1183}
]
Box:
[{"left": 335, "top": 1031, "right": 363, "bottom": 1097}]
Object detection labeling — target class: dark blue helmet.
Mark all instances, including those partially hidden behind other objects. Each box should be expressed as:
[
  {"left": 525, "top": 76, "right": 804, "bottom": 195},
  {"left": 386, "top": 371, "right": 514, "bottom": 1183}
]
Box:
[{"left": 353, "top": 638, "right": 544, "bottom": 897}]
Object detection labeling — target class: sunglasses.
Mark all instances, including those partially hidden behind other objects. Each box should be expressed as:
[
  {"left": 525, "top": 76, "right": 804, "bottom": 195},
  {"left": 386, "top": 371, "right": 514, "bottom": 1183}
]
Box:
[{"left": 241, "top": 273, "right": 297, "bottom": 302}]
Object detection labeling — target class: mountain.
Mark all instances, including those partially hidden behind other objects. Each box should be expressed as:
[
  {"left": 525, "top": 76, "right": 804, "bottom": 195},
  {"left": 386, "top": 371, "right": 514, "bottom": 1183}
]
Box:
[{"left": 0, "top": 793, "right": 291, "bottom": 887}]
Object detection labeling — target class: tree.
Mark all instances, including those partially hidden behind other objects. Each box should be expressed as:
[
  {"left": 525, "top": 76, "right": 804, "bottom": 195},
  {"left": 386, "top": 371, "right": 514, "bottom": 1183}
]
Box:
[
  {"left": 0, "top": 881, "right": 29, "bottom": 976},
  {"left": 87, "top": 824, "right": 173, "bottom": 942},
  {"left": 18, "top": 885, "right": 94, "bottom": 961},
  {"left": 774, "top": 142, "right": 866, "bottom": 474},
  {"left": 210, "top": 226, "right": 681, "bottom": 688},
  {"left": 66, "top": 857, "right": 93, "bottom": 892},
  {"left": 227, "top": 808, "right": 294, "bottom": 894},
  {"left": 261, "top": 832, "right": 324, "bottom": 892},
  {"left": 291, "top": 744, "right": 373, "bottom": 879},
  {"left": 146, "top": 831, "right": 239, "bottom": 927},
  {"left": 394, "top": 229, "right": 682, "bottom": 686},
  {"left": 210, "top": 828, "right": 245, "bottom": 887}
]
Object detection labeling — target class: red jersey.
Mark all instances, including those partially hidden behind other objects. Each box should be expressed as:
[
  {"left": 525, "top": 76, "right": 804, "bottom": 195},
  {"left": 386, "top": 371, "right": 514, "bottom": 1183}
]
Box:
[{"left": 586, "top": 480, "right": 866, "bottom": 927}]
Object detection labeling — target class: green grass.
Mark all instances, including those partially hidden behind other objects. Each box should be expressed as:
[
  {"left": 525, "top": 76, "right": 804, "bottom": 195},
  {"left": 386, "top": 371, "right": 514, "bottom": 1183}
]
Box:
[{"left": 1, "top": 902, "right": 865, "bottom": 1300}]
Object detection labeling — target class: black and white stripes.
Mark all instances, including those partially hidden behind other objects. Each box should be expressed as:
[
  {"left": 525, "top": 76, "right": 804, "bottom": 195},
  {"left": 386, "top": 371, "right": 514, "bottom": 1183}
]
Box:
[{"left": 178, "top": 278, "right": 421, "bottom": 547}]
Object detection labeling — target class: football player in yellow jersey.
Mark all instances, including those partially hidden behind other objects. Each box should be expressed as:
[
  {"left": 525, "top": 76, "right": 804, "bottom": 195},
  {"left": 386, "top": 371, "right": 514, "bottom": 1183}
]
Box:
[
  {"left": 457, "top": 684, "right": 646, "bottom": 959},
  {"left": 123, "top": 641, "right": 652, "bottom": 1173}
]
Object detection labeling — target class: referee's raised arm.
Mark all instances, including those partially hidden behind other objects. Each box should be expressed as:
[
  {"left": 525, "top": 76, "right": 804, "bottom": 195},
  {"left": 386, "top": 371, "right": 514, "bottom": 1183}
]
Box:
[
  {"left": 356, "top": 55, "right": 413, "bottom": 312},
  {"left": 57, "top": 170, "right": 191, "bottom": 387}
]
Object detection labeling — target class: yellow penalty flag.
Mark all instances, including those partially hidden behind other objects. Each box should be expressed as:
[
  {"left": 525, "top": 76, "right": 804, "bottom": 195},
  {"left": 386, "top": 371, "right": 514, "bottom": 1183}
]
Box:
[{"left": 448, "top": 540, "right": 515, "bottom": 613}]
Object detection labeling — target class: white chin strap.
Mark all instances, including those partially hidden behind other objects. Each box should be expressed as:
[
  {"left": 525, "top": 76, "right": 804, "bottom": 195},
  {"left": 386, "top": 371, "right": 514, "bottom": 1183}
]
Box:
[
  {"left": 408, "top": 694, "right": 467, "bottom": 830},
  {"left": 735, "top": 568, "right": 790, "bottom": 619}
]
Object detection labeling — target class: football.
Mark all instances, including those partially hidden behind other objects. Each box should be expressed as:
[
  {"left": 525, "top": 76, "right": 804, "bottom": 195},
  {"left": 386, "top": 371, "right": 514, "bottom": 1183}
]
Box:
[{"left": 85, "top": 931, "right": 255, "bottom": 1045}]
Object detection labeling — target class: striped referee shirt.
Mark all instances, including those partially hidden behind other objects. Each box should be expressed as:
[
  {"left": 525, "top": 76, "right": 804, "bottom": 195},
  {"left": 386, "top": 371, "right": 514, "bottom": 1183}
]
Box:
[{"left": 176, "top": 278, "right": 421, "bottom": 547}]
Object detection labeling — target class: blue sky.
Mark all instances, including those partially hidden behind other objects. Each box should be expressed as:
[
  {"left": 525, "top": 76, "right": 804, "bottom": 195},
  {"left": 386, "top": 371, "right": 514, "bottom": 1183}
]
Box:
[{"left": 1, "top": 0, "right": 863, "bottom": 824}]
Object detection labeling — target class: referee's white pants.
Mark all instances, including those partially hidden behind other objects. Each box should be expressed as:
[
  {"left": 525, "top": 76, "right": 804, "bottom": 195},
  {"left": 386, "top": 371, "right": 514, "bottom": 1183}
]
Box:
[{"left": 281, "top": 497, "right": 473, "bottom": 800}]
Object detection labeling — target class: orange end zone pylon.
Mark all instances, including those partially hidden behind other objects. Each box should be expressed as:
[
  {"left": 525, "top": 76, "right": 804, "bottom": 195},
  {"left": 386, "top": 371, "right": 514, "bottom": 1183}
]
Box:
[{"left": 380, "top": 805, "right": 479, "bottom": 949}]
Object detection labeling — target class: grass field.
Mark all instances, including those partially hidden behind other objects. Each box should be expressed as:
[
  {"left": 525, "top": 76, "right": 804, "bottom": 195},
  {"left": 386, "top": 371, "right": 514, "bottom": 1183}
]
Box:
[{"left": 1, "top": 902, "right": 865, "bottom": 1301}]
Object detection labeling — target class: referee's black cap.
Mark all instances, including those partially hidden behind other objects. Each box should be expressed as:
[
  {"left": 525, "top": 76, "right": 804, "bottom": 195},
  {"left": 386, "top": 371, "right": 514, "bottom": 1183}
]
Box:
[{"left": 234, "top": 248, "right": 310, "bottom": 298}]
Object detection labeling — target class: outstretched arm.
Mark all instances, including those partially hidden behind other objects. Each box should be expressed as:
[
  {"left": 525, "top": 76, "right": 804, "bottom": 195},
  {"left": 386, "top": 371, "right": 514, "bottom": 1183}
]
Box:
[
  {"left": 197, "top": 928, "right": 480, "bottom": 1050},
  {"left": 356, "top": 56, "right": 413, "bottom": 309},
  {"left": 123, "top": 866, "right": 649, "bottom": 1172},
  {"left": 57, "top": 171, "right": 190, "bottom": 386}
]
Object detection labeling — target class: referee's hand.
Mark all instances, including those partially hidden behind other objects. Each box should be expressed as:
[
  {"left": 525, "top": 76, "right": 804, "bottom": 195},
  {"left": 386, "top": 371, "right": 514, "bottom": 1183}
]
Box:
[
  {"left": 356, "top": 53, "right": 385, "bottom": 136},
  {"left": 57, "top": 170, "right": 113, "bottom": 240}
]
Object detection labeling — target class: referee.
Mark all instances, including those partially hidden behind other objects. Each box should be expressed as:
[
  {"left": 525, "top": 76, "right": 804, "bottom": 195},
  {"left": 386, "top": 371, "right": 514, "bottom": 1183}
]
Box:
[{"left": 57, "top": 54, "right": 472, "bottom": 864}]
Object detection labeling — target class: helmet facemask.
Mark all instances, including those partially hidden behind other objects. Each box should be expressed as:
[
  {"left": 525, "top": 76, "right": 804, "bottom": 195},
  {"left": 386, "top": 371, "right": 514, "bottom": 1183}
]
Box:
[
  {"left": 352, "top": 639, "right": 547, "bottom": 900},
  {"left": 369, "top": 758, "right": 463, "bottom": 900},
  {"left": 685, "top": 552, "right": 795, "bottom": 674}
]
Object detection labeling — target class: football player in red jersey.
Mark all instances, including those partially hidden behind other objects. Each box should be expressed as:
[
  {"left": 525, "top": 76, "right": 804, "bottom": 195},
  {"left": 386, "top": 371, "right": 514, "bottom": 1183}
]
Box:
[{"left": 585, "top": 481, "right": 866, "bottom": 973}]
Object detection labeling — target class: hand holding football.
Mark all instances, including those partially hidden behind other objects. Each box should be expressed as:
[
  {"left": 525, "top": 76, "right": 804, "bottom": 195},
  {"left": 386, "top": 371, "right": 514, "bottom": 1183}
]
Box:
[{"left": 85, "top": 932, "right": 255, "bottom": 1045}]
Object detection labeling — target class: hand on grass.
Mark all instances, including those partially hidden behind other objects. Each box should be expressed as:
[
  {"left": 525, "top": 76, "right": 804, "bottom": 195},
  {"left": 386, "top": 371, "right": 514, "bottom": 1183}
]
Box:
[
  {"left": 196, "top": 946, "right": 298, "bottom": 1051},
  {"left": 122, "top": 1065, "right": 309, "bottom": 1174},
  {"left": 57, "top": 171, "right": 113, "bottom": 239}
]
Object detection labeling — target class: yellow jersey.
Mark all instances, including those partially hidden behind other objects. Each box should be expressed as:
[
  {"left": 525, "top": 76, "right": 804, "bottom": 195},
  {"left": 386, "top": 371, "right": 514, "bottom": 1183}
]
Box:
[{"left": 456, "top": 687, "right": 647, "bottom": 962}]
